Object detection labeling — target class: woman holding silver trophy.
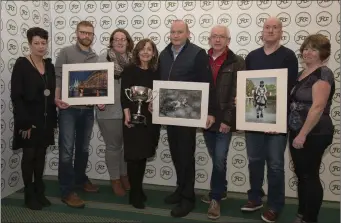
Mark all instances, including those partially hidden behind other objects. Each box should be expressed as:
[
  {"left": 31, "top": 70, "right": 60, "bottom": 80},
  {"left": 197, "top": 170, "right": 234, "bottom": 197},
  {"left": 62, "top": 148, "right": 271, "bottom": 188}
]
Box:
[{"left": 121, "top": 39, "right": 161, "bottom": 209}]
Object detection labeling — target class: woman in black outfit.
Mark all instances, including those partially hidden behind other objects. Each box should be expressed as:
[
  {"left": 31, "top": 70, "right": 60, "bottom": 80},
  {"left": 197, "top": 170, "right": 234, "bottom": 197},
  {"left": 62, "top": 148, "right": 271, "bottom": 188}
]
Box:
[
  {"left": 11, "top": 27, "right": 57, "bottom": 210},
  {"left": 288, "top": 34, "right": 335, "bottom": 223},
  {"left": 121, "top": 39, "right": 160, "bottom": 209}
]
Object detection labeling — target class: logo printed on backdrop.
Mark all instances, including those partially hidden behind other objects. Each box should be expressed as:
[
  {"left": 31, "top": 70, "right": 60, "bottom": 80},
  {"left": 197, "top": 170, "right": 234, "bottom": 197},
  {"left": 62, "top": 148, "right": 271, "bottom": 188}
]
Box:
[
  {"left": 198, "top": 31, "right": 209, "bottom": 45},
  {"left": 42, "top": 1, "right": 51, "bottom": 11},
  {"left": 100, "top": 16, "right": 112, "bottom": 29},
  {"left": 132, "top": 32, "right": 144, "bottom": 45},
  {"left": 236, "top": 31, "right": 251, "bottom": 46},
  {"left": 1, "top": 178, "right": 5, "bottom": 192},
  {"left": 115, "top": 16, "right": 128, "bottom": 29},
  {"left": 333, "top": 124, "right": 340, "bottom": 139},
  {"left": 316, "top": 11, "right": 332, "bottom": 27},
  {"left": 69, "top": 1, "right": 81, "bottom": 13},
  {"left": 96, "top": 145, "right": 106, "bottom": 158},
  {"left": 295, "top": 12, "right": 311, "bottom": 27},
  {"left": 1, "top": 139, "right": 6, "bottom": 154},
  {"left": 182, "top": 14, "right": 196, "bottom": 28},
  {"left": 145, "top": 165, "right": 156, "bottom": 178},
  {"left": 1, "top": 119, "right": 5, "bottom": 134},
  {"left": 329, "top": 180, "right": 340, "bottom": 195},
  {"left": 95, "top": 161, "right": 107, "bottom": 174},
  {"left": 9, "top": 117, "right": 14, "bottom": 132},
  {"left": 5, "top": 1, "right": 17, "bottom": 16},
  {"left": 288, "top": 176, "right": 298, "bottom": 191},
  {"left": 54, "top": 17, "right": 66, "bottom": 29},
  {"left": 218, "top": 0, "right": 233, "bottom": 10},
  {"left": 296, "top": 0, "right": 312, "bottom": 8},
  {"left": 131, "top": 15, "right": 144, "bottom": 29},
  {"left": 182, "top": 1, "right": 196, "bottom": 11},
  {"left": 8, "top": 171, "right": 20, "bottom": 187},
  {"left": 232, "top": 136, "right": 246, "bottom": 151},
  {"left": 217, "top": 13, "right": 232, "bottom": 27},
  {"left": 201, "top": 0, "right": 214, "bottom": 11},
  {"left": 88, "top": 145, "right": 93, "bottom": 156},
  {"left": 232, "top": 154, "right": 247, "bottom": 169},
  {"left": 257, "top": 0, "right": 272, "bottom": 9},
  {"left": 69, "top": 16, "right": 81, "bottom": 29},
  {"left": 20, "top": 23, "right": 29, "bottom": 38},
  {"left": 164, "top": 32, "right": 171, "bottom": 45},
  {"left": 160, "top": 149, "right": 172, "bottom": 163},
  {"left": 237, "top": 13, "right": 252, "bottom": 28},
  {"left": 84, "top": 1, "right": 97, "bottom": 13},
  {"left": 195, "top": 152, "right": 209, "bottom": 166},
  {"left": 256, "top": 13, "right": 270, "bottom": 27},
  {"left": 336, "top": 31, "right": 340, "bottom": 44},
  {"left": 317, "top": 30, "right": 331, "bottom": 40},
  {"left": 9, "top": 137, "right": 13, "bottom": 150},
  {"left": 195, "top": 135, "right": 206, "bottom": 149},
  {"left": 334, "top": 68, "right": 340, "bottom": 82},
  {"left": 164, "top": 15, "right": 177, "bottom": 28},
  {"left": 329, "top": 161, "right": 340, "bottom": 176},
  {"left": 289, "top": 160, "right": 295, "bottom": 172},
  {"left": 49, "top": 157, "right": 59, "bottom": 171},
  {"left": 86, "top": 160, "right": 92, "bottom": 173},
  {"left": 42, "top": 14, "right": 51, "bottom": 27},
  {"left": 55, "top": 32, "right": 66, "bottom": 45},
  {"left": 199, "top": 14, "right": 213, "bottom": 28},
  {"left": 236, "top": 49, "right": 249, "bottom": 60},
  {"left": 189, "top": 32, "right": 195, "bottom": 42},
  {"left": 231, "top": 172, "right": 246, "bottom": 186},
  {"left": 333, "top": 88, "right": 340, "bottom": 103},
  {"left": 1, "top": 159, "right": 6, "bottom": 173},
  {"left": 331, "top": 106, "right": 340, "bottom": 122},
  {"left": 20, "top": 5, "right": 30, "bottom": 20},
  {"left": 334, "top": 50, "right": 340, "bottom": 63},
  {"left": 148, "top": 1, "right": 161, "bottom": 12},
  {"left": 54, "top": 1, "right": 66, "bottom": 14},
  {"left": 277, "top": 12, "right": 291, "bottom": 27},
  {"left": 49, "top": 145, "right": 59, "bottom": 155},
  {"left": 0, "top": 80, "right": 5, "bottom": 94},
  {"left": 9, "top": 154, "right": 20, "bottom": 169},
  {"left": 148, "top": 32, "right": 161, "bottom": 45},
  {"left": 0, "top": 100, "right": 5, "bottom": 115},
  {"left": 294, "top": 30, "right": 309, "bottom": 45},
  {"left": 161, "top": 133, "right": 169, "bottom": 146},
  {"left": 97, "top": 131, "right": 103, "bottom": 142},
  {"left": 195, "top": 169, "right": 208, "bottom": 183},
  {"left": 320, "top": 162, "right": 325, "bottom": 174},
  {"left": 85, "top": 16, "right": 97, "bottom": 28},
  {"left": 32, "top": 0, "right": 40, "bottom": 7},
  {"left": 0, "top": 58, "right": 4, "bottom": 73},
  {"left": 148, "top": 15, "right": 161, "bottom": 29},
  {"left": 100, "top": 1, "right": 113, "bottom": 13},
  {"left": 160, "top": 166, "right": 173, "bottom": 180},
  {"left": 132, "top": 0, "right": 145, "bottom": 12},
  {"left": 100, "top": 32, "right": 110, "bottom": 46},
  {"left": 115, "top": 1, "right": 128, "bottom": 12},
  {"left": 237, "top": 0, "right": 253, "bottom": 10},
  {"left": 317, "top": 0, "right": 334, "bottom": 8},
  {"left": 165, "top": 1, "right": 179, "bottom": 12},
  {"left": 281, "top": 31, "right": 290, "bottom": 45},
  {"left": 6, "top": 19, "right": 18, "bottom": 36}
]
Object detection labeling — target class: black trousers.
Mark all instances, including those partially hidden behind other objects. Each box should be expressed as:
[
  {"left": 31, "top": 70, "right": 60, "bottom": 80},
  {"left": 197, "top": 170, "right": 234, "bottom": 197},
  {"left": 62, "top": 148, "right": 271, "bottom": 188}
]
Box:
[
  {"left": 289, "top": 132, "right": 333, "bottom": 223},
  {"left": 167, "top": 126, "right": 196, "bottom": 203},
  {"left": 21, "top": 146, "right": 47, "bottom": 186},
  {"left": 127, "top": 158, "right": 147, "bottom": 202}
]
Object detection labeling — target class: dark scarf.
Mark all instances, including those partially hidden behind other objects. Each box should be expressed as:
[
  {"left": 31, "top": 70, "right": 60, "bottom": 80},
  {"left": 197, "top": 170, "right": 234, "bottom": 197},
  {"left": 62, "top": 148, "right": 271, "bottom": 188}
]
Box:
[{"left": 107, "top": 49, "right": 132, "bottom": 79}]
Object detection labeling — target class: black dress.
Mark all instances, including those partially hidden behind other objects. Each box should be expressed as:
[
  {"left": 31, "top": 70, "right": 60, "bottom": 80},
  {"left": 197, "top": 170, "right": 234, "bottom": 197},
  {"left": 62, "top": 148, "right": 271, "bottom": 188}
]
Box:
[
  {"left": 11, "top": 57, "right": 57, "bottom": 150},
  {"left": 121, "top": 64, "right": 160, "bottom": 161}
]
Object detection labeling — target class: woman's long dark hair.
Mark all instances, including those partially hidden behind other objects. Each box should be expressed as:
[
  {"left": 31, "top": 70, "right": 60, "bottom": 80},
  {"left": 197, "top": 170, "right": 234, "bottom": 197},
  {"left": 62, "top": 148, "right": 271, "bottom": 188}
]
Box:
[{"left": 131, "top": 38, "right": 159, "bottom": 71}]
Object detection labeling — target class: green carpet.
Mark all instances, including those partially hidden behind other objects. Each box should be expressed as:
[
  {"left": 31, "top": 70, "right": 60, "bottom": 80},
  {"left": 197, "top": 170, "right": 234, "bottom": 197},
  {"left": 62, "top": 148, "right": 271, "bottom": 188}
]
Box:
[{"left": 1, "top": 179, "right": 340, "bottom": 222}]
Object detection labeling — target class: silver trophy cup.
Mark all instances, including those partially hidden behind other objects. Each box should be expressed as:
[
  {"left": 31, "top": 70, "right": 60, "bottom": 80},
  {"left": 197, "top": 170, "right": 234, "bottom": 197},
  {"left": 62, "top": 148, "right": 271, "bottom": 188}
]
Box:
[{"left": 125, "top": 86, "right": 156, "bottom": 125}]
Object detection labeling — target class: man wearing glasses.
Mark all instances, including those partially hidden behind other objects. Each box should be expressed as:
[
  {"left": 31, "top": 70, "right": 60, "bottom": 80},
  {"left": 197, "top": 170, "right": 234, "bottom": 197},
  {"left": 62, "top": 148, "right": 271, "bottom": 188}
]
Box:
[
  {"left": 55, "top": 21, "right": 102, "bottom": 208},
  {"left": 200, "top": 25, "right": 245, "bottom": 220}
]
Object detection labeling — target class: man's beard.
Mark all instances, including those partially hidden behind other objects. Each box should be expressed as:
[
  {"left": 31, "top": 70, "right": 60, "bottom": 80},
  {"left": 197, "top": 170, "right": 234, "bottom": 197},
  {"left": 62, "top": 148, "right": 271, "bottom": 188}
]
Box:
[{"left": 78, "top": 37, "right": 92, "bottom": 47}]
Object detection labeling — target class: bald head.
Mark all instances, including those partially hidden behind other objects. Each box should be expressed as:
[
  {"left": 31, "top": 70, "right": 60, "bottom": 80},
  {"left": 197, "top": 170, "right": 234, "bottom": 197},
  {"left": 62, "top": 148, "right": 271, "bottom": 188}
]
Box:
[
  {"left": 170, "top": 20, "right": 190, "bottom": 47},
  {"left": 262, "top": 16, "right": 283, "bottom": 44}
]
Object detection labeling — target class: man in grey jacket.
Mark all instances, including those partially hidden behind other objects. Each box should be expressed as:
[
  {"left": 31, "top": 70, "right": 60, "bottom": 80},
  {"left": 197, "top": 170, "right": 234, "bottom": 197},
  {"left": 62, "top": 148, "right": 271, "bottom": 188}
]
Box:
[{"left": 55, "top": 21, "right": 103, "bottom": 208}]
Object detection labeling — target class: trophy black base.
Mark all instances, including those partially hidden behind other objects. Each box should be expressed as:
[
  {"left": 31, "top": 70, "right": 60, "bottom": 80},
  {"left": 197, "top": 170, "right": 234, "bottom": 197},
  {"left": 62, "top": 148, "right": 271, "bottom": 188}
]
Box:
[{"left": 131, "top": 114, "right": 147, "bottom": 125}]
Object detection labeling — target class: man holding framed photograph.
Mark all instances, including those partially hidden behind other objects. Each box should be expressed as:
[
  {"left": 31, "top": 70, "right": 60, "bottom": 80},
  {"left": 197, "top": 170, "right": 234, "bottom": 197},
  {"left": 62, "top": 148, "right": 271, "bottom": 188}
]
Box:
[
  {"left": 241, "top": 17, "right": 298, "bottom": 223},
  {"left": 54, "top": 21, "right": 103, "bottom": 208}
]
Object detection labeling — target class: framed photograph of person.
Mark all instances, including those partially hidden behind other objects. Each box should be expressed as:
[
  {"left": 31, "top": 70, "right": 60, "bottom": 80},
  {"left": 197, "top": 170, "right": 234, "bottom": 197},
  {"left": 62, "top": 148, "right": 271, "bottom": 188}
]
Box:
[
  {"left": 152, "top": 80, "right": 209, "bottom": 128},
  {"left": 61, "top": 62, "right": 114, "bottom": 105},
  {"left": 236, "top": 68, "right": 288, "bottom": 133}
]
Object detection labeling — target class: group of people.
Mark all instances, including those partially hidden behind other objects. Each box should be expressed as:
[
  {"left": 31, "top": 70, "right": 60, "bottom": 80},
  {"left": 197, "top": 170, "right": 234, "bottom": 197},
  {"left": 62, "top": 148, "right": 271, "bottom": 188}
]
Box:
[{"left": 10, "top": 16, "right": 335, "bottom": 223}]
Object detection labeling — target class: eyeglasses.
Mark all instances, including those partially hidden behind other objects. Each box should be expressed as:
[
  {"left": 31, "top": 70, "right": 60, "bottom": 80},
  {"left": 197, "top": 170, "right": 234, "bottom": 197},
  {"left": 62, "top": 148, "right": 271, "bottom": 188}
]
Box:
[
  {"left": 209, "top": 35, "right": 228, "bottom": 40},
  {"left": 78, "top": 31, "right": 94, "bottom": 36},
  {"left": 113, "top": 38, "right": 127, "bottom": 43}
]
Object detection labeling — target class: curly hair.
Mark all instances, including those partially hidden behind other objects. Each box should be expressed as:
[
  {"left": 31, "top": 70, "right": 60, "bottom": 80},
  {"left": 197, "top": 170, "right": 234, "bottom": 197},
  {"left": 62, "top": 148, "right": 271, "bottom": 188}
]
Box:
[{"left": 132, "top": 39, "right": 159, "bottom": 71}]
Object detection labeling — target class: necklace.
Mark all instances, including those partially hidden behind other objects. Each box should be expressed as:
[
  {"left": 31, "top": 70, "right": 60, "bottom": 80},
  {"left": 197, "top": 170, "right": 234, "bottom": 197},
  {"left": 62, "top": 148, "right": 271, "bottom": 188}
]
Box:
[{"left": 30, "top": 55, "right": 50, "bottom": 97}]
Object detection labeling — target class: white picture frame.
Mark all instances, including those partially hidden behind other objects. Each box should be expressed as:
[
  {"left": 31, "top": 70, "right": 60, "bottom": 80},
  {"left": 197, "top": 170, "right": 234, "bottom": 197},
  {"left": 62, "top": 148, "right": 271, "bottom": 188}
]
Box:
[
  {"left": 152, "top": 80, "right": 209, "bottom": 128},
  {"left": 62, "top": 62, "right": 114, "bottom": 105},
  {"left": 236, "top": 68, "right": 288, "bottom": 133}
]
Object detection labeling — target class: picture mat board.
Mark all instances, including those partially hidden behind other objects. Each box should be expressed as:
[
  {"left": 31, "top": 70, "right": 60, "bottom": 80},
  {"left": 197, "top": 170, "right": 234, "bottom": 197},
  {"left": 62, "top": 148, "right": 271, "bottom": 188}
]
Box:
[
  {"left": 236, "top": 68, "right": 288, "bottom": 133},
  {"left": 152, "top": 80, "right": 209, "bottom": 128},
  {"left": 62, "top": 62, "right": 115, "bottom": 105}
]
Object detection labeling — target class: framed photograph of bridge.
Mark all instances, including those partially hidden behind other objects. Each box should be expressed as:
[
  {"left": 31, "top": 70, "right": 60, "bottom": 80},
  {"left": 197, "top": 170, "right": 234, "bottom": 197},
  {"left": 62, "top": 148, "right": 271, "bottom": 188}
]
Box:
[
  {"left": 152, "top": 80, "right": 209, "bottom": 128},
  {"left": 236, "top": 68, "right": 288, "bottom": 133},
  {"left": 62, "top": 62, "right": 114, "bottom": 105}
]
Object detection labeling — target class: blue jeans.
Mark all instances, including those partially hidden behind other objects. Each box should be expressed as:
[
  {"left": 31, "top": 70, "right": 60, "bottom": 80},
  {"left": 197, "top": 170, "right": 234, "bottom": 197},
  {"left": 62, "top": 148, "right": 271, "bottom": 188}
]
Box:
[
  {"left": 58, "top": 107, "right": 94, "bottom": 198},
  {"left": 203, "top": 130, "right": 232, "bottom": 201},
  {"left": 245, "top": 132, "right": 287, "bottom": 213}
]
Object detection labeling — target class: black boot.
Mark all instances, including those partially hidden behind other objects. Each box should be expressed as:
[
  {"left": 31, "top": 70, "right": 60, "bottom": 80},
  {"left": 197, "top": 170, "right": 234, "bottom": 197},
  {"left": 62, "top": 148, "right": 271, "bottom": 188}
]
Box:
[
  {"left": 25, "top": 184, "right": 42, "bottom": 210},
  {"left": 35, "top": 180, "right": 51, "bottom": 207}
]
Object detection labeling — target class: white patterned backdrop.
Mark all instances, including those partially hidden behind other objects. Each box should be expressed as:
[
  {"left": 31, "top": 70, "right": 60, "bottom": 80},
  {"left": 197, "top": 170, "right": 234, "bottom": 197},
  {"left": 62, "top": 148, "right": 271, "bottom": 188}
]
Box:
[{"left": 1, "top": 0, "right": 340, "bottom": 201}]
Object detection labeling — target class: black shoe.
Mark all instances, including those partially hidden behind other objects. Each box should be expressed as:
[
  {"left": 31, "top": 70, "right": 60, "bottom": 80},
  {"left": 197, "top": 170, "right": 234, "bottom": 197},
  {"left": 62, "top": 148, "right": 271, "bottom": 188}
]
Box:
[
  {"left": 164, "top": 191, "right": 181, "bottom": 204},
  {"left": 35, "top": 180, "right": 51, "bottom": 207},
  {"left": 25, "top": 184, "right": 42, "bottom": 210},
  {"left": 170, "top": 200, "right": 195, "bottom": 218},
  {"left": 142, "top": 190, "right": 147, "bottom": 202},
  {"left": 129, "top": 190, "right": 145, "bottom": 209}
]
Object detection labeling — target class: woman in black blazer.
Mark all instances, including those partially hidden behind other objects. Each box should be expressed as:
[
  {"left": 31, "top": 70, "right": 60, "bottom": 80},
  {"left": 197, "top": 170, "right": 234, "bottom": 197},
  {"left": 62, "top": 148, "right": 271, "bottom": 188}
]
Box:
[{"left": 11, "top": 27, "right": 57, "bottom": 210}]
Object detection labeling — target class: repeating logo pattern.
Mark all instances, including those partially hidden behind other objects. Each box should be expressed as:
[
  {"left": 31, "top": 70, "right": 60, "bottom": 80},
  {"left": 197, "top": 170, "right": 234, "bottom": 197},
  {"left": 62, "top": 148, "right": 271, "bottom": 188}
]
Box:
[{"left": 1, "top": 1, "right": 339, "bottom": 202}]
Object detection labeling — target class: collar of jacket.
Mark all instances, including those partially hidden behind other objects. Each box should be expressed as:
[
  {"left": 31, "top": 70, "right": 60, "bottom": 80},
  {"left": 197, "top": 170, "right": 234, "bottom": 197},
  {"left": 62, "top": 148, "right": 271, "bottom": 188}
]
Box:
[
  {"left": 221, "top": 48, "right": 238, "bottom": 67},
  {"left": 165, "top": 39, "right": 191, "bottom": 56}
]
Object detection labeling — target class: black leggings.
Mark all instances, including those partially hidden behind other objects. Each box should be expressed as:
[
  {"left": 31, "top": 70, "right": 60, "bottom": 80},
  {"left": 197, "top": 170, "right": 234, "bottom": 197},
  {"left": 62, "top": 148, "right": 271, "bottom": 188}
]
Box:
[
  {"left": 289, "top": 132, "right": 332, "bottom": 223},
  {"left": 127, "top": 159, "right": 147, "bottom": 200},
  {"left": 21, "top": 147, "right": 47, "bottom": 186}
]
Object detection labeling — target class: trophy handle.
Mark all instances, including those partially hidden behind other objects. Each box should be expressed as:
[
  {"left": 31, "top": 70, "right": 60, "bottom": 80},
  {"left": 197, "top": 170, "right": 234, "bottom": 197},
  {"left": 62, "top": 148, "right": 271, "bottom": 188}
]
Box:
[
  {"left": 125, "top": 89, "right": 133, "bottom": 102},
  {"left": 146, "top": 90, "right": 158, "bottom": 102}
]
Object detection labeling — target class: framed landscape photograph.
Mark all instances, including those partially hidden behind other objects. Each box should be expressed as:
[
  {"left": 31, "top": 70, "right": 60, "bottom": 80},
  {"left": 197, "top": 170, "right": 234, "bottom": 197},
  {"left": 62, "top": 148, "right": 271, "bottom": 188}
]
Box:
[
  {"left": 236, "top": 69, "right": 288, "bottom": 133},
  {"left": 62, "top": 62, "right": 114, "bottom": 105},
  {"left": 152, "top": 81, "right": 209, "bottom": 128}
]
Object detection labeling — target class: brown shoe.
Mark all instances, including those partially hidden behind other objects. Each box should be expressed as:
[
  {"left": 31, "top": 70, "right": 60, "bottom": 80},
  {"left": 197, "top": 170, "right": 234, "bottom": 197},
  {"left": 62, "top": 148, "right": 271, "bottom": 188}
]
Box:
[
  {"left": 261, "top": 209, "right": 278, "bottom": 223},
  {"left": 111, "top": 180, "right": 125, "bottom": 196},
  {"left": 241, "top": 200, "right": 263, "bottom": 212},
  {"left": 207, "top": 199, "right": 220, "bottom": 220},
  {"left": 120, "top": 175, "right": 131, "bottom": 191},
  {"left": 83, "top": 181, "right": 99, "bottom": 193},
  {"left": 62, "top": 192, "right": 85, "bottom": 208}
]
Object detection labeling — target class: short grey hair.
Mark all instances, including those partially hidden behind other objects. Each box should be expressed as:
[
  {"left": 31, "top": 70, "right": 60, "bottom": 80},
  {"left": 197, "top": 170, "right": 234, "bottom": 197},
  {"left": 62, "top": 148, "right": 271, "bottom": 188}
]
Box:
[{"left": 210, "top": 25, "right": 231, "bottom": 39}]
